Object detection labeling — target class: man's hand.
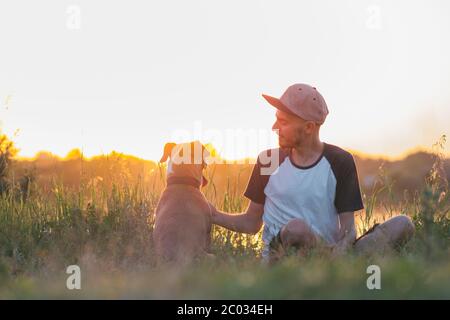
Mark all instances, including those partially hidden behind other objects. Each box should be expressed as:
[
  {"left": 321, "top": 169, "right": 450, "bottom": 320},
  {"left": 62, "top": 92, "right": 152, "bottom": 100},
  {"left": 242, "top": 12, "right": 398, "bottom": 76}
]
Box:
[
  {"left": 330, "top": 230, "right": 356, "bottom": 258},
  {"left": 329, "top": 211, "right": 357, "bottom": 259}
]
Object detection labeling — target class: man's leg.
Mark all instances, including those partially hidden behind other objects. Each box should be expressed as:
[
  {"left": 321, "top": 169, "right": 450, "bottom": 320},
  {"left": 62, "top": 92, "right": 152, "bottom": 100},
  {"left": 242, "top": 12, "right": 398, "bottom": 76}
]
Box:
[
  {"left": 280, "top": 219, "right": 319, "bottom": 249},
  {"left": 268, "top": 219, "right": 321, "bottom": 263},
  {"left": 354, "top": 215, "right": 415, "bottom": 256}
]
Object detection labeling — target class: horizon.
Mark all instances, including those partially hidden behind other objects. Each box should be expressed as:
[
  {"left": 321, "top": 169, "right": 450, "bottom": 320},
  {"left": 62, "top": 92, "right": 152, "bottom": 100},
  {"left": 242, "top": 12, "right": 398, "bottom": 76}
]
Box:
[{"left": 11, "top": 141, "right": 449, "bottom": 163}]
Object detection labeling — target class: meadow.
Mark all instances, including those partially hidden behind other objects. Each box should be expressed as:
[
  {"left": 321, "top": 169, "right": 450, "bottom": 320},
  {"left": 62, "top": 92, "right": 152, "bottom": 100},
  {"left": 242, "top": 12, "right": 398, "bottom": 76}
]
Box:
[{"left": 0, "top": 137, "right": 448, "bottom": 299}]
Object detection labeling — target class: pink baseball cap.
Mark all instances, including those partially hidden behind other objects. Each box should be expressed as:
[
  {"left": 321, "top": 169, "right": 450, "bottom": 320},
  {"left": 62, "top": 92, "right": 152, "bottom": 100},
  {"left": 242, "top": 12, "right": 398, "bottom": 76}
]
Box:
[{"left": 262, "top": 83, "right": 329, "bottom": 124}]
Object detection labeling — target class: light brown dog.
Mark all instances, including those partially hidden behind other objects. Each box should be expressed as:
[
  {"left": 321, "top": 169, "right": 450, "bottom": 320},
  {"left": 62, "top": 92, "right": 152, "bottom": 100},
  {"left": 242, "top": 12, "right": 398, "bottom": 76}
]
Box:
[{"left": 153, "top": 141, "right": 213, "bottom": 265}]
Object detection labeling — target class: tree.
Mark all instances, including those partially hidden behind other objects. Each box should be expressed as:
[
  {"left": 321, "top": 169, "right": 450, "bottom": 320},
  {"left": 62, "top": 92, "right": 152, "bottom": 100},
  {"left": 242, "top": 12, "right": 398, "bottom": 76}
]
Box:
[{"left": 0, "top": 131, "right": 18, "bottom": 194}]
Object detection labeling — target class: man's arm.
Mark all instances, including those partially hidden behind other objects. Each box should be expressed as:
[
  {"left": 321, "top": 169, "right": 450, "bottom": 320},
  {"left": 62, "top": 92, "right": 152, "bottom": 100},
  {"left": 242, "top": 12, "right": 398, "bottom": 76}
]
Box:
[
  {"left": 332, "top": 211, "right": 357, "bottom": 255},
  {"left": 210, "top": 201, "right": 264, "bottom": 235}
]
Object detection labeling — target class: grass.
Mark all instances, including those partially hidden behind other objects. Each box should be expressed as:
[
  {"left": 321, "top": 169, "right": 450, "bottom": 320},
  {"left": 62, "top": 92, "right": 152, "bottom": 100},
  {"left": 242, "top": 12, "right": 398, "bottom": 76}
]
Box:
[{"left": 0, "top": 139, "right": 449, "bottom": 299}]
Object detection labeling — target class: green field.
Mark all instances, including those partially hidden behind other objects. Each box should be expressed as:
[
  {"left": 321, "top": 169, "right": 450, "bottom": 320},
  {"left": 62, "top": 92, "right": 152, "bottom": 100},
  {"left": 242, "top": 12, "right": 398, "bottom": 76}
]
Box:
[{"left": 0, "top": 142, "right": 449, "bottom": 299}]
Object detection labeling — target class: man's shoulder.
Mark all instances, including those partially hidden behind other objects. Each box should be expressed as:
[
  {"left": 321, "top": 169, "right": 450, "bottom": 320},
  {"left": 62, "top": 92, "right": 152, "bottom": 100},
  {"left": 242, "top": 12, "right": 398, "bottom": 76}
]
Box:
[
  {"left": 244, "top": 148, "right": 290, "bottom": 204},
  {"left": 323, "top": 142, "right": 358, "bottom": 177},
  {"left": 324, "top": 142, "right": 355, "bottom": 162}
]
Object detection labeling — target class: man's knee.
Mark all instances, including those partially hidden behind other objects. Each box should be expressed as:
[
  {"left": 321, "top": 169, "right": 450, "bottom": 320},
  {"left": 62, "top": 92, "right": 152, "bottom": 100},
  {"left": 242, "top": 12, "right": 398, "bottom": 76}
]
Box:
[
  {"left": 280, "top": 219, "right": 316, "bottom": 248},
  {"left": 381, "top": 215, "right": 415, "bottom": 245},
  {"left": 354, "top": 215, "right": 415, "bottom": 256}
]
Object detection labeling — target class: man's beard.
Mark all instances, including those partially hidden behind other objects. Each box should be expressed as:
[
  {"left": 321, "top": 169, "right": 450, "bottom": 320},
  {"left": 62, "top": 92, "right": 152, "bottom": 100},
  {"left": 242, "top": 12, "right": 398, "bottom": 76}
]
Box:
[
  {"left": 278, "top": 133, "right": 304, "bottom": 148},
  {"left": 278, "top": 136, "right": 290, "bottom": 148}
]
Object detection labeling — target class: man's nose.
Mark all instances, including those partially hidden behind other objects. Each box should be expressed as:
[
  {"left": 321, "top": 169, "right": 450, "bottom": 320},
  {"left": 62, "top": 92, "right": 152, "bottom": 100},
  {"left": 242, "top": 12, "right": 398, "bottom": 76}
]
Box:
[{"left": 272, "top": 121, "right": 280, "bottom": 132}]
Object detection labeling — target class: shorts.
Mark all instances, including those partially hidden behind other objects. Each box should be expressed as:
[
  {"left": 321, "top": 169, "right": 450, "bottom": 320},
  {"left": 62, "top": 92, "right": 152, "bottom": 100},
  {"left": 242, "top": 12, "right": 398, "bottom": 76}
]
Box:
[{"left": 269, "top": 223, "right": 381, "bottom": 250}]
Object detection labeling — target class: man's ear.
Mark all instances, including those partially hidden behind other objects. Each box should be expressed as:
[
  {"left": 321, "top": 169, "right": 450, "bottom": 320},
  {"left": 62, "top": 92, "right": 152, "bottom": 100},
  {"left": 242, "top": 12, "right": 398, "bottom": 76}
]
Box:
[
  {"left": 160, "top": 142, "right": 177, "bottom": 163},
  {"left": 305, "top": 121, "right": 317, "bottom": 133}
]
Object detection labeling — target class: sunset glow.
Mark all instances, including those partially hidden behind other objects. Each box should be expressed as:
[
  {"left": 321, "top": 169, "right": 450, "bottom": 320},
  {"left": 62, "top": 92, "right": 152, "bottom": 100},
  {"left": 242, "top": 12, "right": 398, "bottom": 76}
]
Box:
[{"left": 1, "top": 0, "right": 449, "bottom": 162}]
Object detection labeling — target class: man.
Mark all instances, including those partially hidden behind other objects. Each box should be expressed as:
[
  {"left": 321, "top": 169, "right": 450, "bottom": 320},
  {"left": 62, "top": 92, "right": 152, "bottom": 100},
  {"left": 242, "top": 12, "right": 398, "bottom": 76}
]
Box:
[{"left": 211, "top": 83, "right": 415, "bottom": 262}]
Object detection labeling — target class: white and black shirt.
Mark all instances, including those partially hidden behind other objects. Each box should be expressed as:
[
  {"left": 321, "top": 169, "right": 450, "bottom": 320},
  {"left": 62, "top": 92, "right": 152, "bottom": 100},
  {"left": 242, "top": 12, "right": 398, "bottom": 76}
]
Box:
[{"left": 244, "top": 142, "right": 364, "bottom": 258}]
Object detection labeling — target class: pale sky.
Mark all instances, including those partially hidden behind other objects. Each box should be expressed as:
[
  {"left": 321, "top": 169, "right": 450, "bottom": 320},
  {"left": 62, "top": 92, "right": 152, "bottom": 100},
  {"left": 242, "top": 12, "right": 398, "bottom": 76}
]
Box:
[{"left": 1, "top": 0, "right": 449, "bottom": 161}]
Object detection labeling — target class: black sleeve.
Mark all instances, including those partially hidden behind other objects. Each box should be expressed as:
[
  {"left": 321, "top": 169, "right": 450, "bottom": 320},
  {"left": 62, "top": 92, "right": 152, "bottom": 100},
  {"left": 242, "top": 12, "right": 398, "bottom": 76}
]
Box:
[
  {"left": 334, "top": 154, "right": 364, "bottom": 214},
  {"left": 244, "top": 158, "right": 267, "bottom": 205}
]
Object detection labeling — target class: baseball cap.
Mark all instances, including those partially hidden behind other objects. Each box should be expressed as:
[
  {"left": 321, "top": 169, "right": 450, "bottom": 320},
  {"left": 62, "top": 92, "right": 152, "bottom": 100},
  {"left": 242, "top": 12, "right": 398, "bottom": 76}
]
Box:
[{"left": 262, "top": 83, "right": 329, "bottom": 124}]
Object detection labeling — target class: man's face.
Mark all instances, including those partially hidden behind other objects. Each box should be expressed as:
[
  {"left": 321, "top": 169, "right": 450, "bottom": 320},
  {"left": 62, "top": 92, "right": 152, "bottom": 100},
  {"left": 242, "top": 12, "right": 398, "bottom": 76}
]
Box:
[{"left": 272, "top": 110, "right": 317, "bottom": 148}]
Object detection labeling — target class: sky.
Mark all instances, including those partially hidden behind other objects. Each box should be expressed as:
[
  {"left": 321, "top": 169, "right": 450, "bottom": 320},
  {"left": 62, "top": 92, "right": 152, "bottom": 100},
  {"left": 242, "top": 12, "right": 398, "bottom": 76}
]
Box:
[{"left": 1, "top": 0, "right": 449, "bottom": 161}]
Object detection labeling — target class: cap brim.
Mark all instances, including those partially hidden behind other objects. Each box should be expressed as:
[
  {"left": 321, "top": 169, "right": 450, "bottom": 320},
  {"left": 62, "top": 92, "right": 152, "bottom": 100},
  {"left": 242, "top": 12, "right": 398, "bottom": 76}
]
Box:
[{"left": 262, "top": 94, "right": 297, "bottom": 117}]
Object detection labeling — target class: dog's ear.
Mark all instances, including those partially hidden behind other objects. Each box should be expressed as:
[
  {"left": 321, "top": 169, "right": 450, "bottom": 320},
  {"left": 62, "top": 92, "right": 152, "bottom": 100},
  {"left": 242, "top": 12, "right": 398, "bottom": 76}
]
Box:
[
  {"left": 160, "top": 142, "right": 177, "bottom": 163},
  {"left": 201, "top": 174, "right": 208, "bottom": 187}
]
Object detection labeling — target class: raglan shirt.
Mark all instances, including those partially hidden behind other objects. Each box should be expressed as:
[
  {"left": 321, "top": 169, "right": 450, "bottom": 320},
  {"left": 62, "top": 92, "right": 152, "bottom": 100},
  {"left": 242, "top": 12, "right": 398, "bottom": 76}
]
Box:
[{"left": 244, "top": 143, "right": 364, "bottom": 259}]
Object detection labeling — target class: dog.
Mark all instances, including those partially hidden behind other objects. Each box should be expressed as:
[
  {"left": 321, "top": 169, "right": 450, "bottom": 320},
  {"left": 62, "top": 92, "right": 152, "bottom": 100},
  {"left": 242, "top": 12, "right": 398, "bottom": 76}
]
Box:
[{"left": 153, "top": 141, "right": 213, "bottom": 265}]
